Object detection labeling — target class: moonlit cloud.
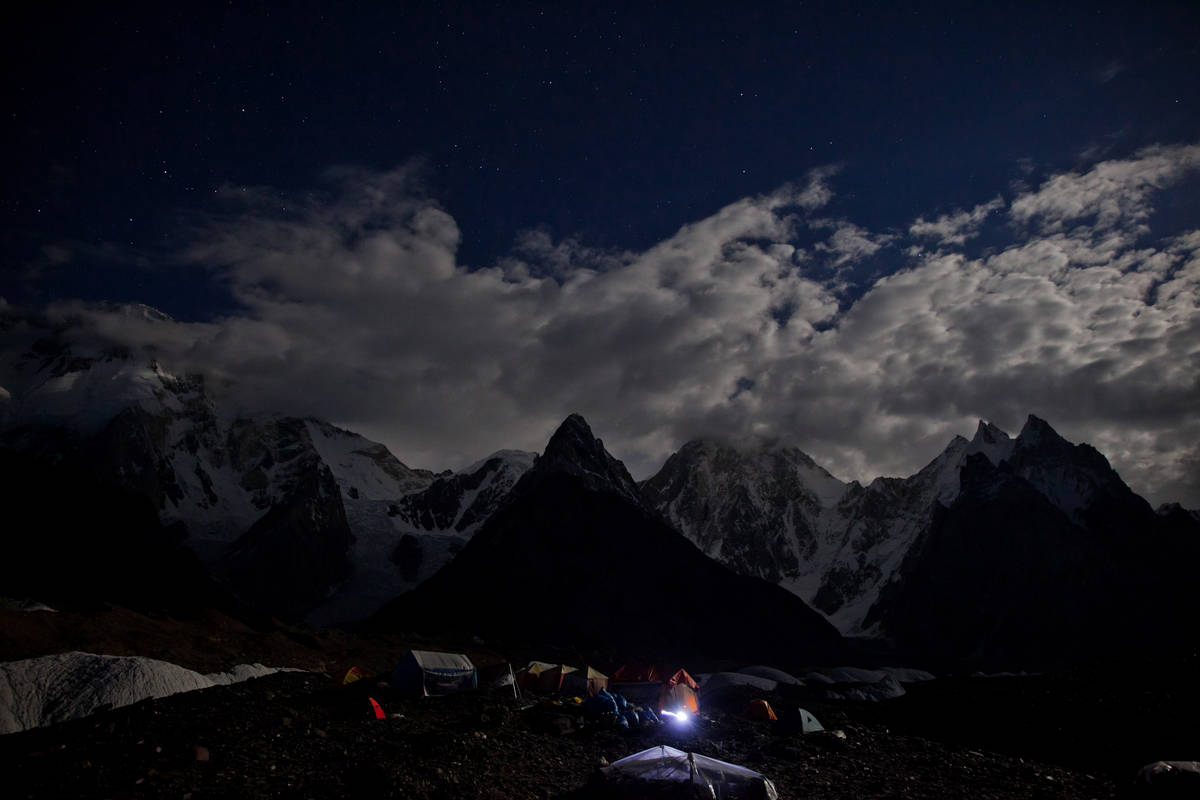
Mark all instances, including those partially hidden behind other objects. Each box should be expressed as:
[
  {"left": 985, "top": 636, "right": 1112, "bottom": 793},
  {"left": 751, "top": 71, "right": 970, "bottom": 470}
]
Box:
[
  {"left": 1010, "top": 144, "right": 1200, "bottom": 233},
  {"left": 814, "top": 221, "right": 894, "bottom": 267},
  {"left": 909, "top": 197, "right": 1003, "bottom": 246},
  {"left": 60, "top": 148, "right": 1200, "bottom": 507}
]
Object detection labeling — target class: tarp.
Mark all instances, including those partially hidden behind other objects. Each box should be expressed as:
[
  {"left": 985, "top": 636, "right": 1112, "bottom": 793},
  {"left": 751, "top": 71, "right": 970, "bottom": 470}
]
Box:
[
  {"left": 601, "top": 745, "right": 777, "bottom": 800},
  {"left": 610, "top": 665, "right": 700, "bottom": 713},
  {"left": 392, "top": 650, "right": 477, "bottom": 697},
  {"left": 561, "top": 666, "right": 608, "bottom": 697}
]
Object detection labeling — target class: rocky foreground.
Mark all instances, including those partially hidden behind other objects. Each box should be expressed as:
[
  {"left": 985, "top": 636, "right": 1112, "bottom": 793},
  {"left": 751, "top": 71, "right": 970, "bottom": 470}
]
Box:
[
  {"left": 2, "top": 664, "right": 1175, "bottom": 800},
  {"left": 1, "top": 603, "right": 1196, "bottom": 798}
]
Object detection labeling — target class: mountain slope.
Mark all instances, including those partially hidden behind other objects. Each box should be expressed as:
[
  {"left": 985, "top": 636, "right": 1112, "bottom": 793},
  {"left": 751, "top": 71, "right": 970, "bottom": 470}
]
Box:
[
  {"left": 645, "top": 415, "right": 1200, "bottom": 667},
  {"left": 0, "top": 307, "right": 533, "bottom": 623},
  {"left": 641, "top": 421, "right": 1022, "bottom": 634},
  {"left": 864, "top": 451, "right": 1200, "bottom": 668},
  {"left": 375, "top": 415, "right": 852, "bottom": 669}
]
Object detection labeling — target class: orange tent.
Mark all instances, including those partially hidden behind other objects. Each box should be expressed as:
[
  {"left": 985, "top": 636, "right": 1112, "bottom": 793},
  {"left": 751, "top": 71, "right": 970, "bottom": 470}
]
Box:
[
  {"left": 744, "top": 698, "right": 778, "bottom": 721},
  {"left": 610, "top": 665, "right": 700, "bottom": 713}
]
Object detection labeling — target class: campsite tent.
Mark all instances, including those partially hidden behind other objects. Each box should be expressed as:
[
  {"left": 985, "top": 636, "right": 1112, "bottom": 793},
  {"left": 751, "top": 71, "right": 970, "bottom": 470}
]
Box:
[
  {"left": 745, "top": 699, "right": 778, "bottom": 721},
  {"left": 561, "top": 666, "right": 608, "bottom": 697},
  {"left": 610, "top": 665, "right": 700, "bottom": 713},
  {"left": 796, "top": 707, "right": 824, "bottom": 734},
  {"left": 600, "top": 745, "right": 778, "bottom": 799},
  {"left": 392, "top": 650, "right": 477, "bottom": 697},
  {"left": 515, "top": 661, "right": 557, "bottom": 692},
  {"left": 537, "top": 663, "right": 578, "bottom": 693},
  {"left": 339, "top": 666, "right": 369, "bottom": 686}
]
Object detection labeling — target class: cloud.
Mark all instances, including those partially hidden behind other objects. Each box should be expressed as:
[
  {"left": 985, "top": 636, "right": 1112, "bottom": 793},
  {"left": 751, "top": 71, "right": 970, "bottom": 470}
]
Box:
[
  {"left": 51, "top": 145, "right": 1200, "bottom": 508},
  {"left": 1010, "top": 143, "right": 1200, "bottom": 233},
  {"left": 813, "top": 221, "right": 894, "bottom": 267},
  {"left": 909, "top": 197, "right": 1003, "bottom": 246}
]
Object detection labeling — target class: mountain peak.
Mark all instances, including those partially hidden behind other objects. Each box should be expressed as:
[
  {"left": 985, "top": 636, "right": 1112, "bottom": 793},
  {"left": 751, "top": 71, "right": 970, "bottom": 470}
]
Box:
[
  {"left": 1015, "top": 414, "right": 1067, "bottom": 451},
  {"left": 972, "top": 420, "right": 1009, "bottom": 446},
  {"left": 530, "top": 414, "right": 644, "bottom": 504},
  {"left": 542, "top": 413, "right": 603, "bottom": 463}
]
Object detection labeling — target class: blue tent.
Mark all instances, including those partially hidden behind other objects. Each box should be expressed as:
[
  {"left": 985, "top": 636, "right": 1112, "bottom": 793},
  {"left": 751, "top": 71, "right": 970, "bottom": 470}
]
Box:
[{"left": 392, "top": 650, "right": 477, "bottom": 697}]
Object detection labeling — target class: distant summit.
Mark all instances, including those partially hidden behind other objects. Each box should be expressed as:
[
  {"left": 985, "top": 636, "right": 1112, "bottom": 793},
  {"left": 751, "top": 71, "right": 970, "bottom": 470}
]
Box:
[
  {"left": 375, "top": 414, "right": 852, "bottom": 668},
  {"left": 521, "top": 413, "right": 645, "bottom": 506},
  {"left": 644, "top": 415, "right": 1200, "bottom": 669}
]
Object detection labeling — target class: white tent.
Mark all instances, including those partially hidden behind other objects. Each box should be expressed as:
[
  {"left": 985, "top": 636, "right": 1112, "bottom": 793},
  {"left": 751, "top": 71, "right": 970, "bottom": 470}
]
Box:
[
  {"left": 391, "top": 650, "right": 476, "bottom": 697},
  {"left": 601, "top": 745, "right": 777, "bottom": 799},
  {"left": 796, "top": 707, "right": 824, "bottom": 734}
]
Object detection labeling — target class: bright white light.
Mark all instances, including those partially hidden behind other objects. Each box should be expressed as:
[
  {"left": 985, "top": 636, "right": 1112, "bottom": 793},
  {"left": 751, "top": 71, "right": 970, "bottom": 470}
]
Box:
[{"left": 661, "top": 709, "right": 691, "bottom": 724}]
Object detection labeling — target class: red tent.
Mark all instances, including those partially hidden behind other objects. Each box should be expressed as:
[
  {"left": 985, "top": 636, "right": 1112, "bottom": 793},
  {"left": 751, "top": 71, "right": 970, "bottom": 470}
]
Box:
[{"left": 610, "top": 665, "right": 700, "bottom": 713}]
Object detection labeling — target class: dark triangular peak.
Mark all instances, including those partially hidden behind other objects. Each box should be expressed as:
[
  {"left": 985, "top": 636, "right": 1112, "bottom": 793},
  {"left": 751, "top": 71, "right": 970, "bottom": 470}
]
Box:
[
  {"left": 524, "top": 413, "right": 644, "bottom": 505},
  {"left": 374, "top": 415, "right": 853, "bottom": 669},
  {"left": 1004, "top": 414, "right": 1159, "bottom": 535},
  {"left": 972, "top": 419, "right": 1010, "bottom": 448},
  {"left": 1011, "top": 414, "right": 1117, "bottom": 493},
  {"left": 1013, "top": 414, "right": 1072, "bottom": 453}
]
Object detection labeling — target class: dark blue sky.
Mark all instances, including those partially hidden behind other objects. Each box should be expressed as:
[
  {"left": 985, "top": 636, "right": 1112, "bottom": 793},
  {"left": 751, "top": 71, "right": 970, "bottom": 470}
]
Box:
[{"left": 4, "top": 1, "right": 1197, "bottom": 319}]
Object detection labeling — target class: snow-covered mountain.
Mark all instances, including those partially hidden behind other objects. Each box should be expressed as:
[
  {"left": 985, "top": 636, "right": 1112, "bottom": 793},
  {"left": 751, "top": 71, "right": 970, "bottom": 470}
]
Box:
[
  {"left": 375, "top": 414, "right": 853, "bottom": 667},
  {"left": 643, "top": 416, "right": 1200, "bottom": 661},
  {"left": 0, "top": 306, "right": 534, "bottom": 623},
  {"left": 641, "top": 422, "right": 1013, "bottom": 635}
]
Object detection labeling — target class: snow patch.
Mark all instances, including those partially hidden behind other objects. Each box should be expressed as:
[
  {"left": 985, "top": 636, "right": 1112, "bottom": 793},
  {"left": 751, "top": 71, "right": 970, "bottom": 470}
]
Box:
[{"left": 0, "top": 652, "right": 297, "bottom": 735}]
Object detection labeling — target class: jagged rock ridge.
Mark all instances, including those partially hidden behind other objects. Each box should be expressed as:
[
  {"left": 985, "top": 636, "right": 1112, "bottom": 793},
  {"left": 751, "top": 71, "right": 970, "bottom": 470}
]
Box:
[
  {"left": 644, "top": 416, "right": 1200, "bottom": 668},
  {"left": 376, "top": 414, "right": 853, "bottom": 669}
]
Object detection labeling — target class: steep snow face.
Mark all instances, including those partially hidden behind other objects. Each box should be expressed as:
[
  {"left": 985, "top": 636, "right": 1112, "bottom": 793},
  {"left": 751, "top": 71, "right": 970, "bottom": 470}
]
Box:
[
  {"left": 305, "top": 420, "right": 433, "bottom": 499},
  {"left": 644, "top": 435, "right": 940, "bottom": 634},
  {"left": 642, "top": 417, "right": 1142, "bottom": 638},
  {"left": 0, "top": 652, "right": 290, "bottom": 735},
  {"left": 0, "top": 307, "right": 183, "bottom": 436},
  {"left": 915, "top": 421, "right": 1016, "bottom": 505},
  {"left": 0, "top": 311, "right": 533, "bottom": 623},
  {"left": 642, "top": 439, "right": 848, "bottom": 586},
  {"left": 307, "top": 447, "right": 536, "bottom": 626}
]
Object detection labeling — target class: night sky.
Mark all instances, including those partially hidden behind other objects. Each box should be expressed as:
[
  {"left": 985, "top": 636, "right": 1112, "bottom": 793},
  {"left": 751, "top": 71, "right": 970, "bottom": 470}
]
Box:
[{"left": 3, "top": 2, "right": 1199, "bottom": 505}]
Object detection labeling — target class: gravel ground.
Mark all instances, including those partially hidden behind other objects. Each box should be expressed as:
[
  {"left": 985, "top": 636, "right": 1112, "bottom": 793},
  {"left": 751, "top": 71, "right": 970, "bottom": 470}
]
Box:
[{"left": 1, "top": 671, "right": 1122, "bottom": 799}]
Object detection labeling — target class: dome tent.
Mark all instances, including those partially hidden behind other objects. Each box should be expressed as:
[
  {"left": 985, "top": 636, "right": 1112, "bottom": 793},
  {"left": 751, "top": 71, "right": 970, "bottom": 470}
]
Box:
[
  {"left": 391, "top": 650, "right": 476, "bottom": 697},
  {"left": 599, "top": 745, "right": 777, "bottom": 799}
]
